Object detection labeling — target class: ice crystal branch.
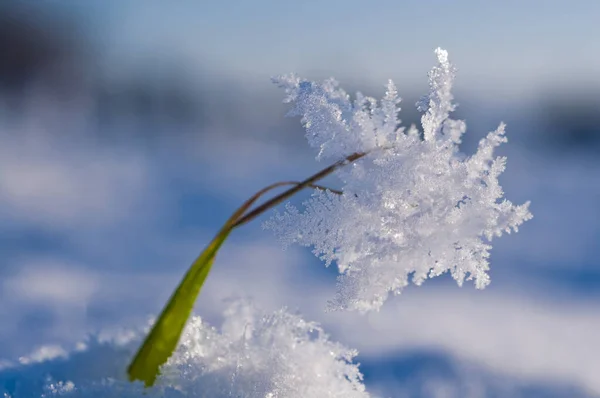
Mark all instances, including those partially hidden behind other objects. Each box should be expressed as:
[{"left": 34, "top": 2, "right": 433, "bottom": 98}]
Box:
[
  {"left": 265, "top": 48, "right": 532, "bottom": 313},
  {"left": 272, "top": 76, "right": 403, "bottom": 162}
]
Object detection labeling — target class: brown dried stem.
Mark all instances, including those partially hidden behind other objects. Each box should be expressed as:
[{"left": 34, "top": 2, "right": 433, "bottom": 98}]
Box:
[{"left": 232, "top": 151, "right": 366, "bottom": 228}]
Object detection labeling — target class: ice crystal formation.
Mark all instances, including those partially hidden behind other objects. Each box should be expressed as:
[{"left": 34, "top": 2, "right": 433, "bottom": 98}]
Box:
[
  {"left": 2, "top": 301, "right": 367, "bottom": 398},
  {"left": 266, "top": 48, "right": 532, "bottom": 312}
]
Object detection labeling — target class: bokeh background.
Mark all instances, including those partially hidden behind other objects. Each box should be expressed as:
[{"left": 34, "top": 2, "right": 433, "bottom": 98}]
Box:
[{"left": 1, "top": 1, "right": 599, "bottom": 396}]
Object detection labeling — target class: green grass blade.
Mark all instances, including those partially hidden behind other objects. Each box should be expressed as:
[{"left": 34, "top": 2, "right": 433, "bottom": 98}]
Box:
[
  {"left": 127, "top": 227, "right": 232, "bottom": 387},
  {"left": 126, "top": 174, "right": 360, "bottom": 387},
  {"left": 126, "top": 181, "right": 278, "bottom": 387}
]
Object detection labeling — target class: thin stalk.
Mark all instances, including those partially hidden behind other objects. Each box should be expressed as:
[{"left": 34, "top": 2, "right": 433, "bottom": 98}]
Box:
[
  {"left": 262, "top": 182, "right": 342, "bottom": 196},
  {"left": 233, "top": 151, "right": 366, "bottom": 228}
]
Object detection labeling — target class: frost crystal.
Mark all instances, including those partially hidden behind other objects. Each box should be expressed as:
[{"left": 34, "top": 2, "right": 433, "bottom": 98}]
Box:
[
  {"left": 265, "top": 48, "right": 532, "bottom": 312},
  {"left": 10, "top": 301, "right": 368, "bottom": 398}
]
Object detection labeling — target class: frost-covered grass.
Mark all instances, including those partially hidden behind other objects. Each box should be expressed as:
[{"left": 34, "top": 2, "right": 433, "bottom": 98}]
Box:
[{"left": 2, "top": 48, "right": 530, "bottom": 397}]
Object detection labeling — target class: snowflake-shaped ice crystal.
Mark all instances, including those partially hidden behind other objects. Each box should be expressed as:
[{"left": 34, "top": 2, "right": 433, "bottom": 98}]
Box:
[{"left": 265, "top": 48, "right": 532, "bottom": 313}]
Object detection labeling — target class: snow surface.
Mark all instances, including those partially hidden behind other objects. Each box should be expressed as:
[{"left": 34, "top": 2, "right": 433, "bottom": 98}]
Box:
[{"left": 1, "top": 300, "right": 368, "bottom": 398}]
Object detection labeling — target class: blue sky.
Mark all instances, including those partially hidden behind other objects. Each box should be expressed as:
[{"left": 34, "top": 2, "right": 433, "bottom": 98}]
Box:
[{"left": 1, "top": 2, "right": 600, "bottom": 397}]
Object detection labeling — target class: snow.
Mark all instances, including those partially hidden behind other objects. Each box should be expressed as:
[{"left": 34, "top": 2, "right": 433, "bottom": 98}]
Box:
[{"left": 1, "top": 300, "right": 368, "bottom": 398}]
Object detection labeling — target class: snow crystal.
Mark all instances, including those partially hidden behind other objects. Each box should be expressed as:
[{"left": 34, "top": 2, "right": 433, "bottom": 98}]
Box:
[
  {"left": 265, "top": 48, "right": 532, "bottom": 312},
  {"left": 1, "top": 300, "right": 368, "bottom": 398}
]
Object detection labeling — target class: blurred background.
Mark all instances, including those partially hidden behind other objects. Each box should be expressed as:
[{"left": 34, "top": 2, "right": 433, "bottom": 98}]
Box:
[{"left": 0, "top": 1, "right": 599, "bottom": 397}]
